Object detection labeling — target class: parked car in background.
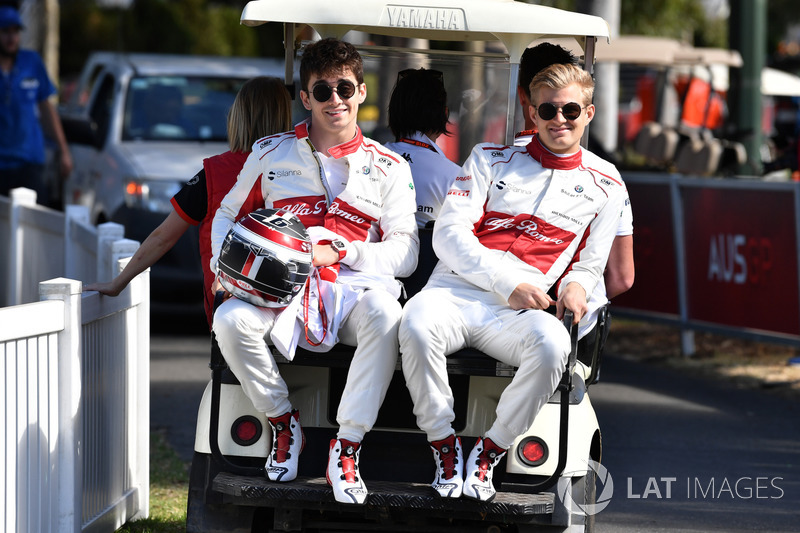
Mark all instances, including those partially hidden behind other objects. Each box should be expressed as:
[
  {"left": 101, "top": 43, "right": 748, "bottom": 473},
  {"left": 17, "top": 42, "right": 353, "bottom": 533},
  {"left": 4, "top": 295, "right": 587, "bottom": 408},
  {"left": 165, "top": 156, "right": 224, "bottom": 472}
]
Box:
[{"left": 60, "top": 53, "right": 289, "bottom": 314}]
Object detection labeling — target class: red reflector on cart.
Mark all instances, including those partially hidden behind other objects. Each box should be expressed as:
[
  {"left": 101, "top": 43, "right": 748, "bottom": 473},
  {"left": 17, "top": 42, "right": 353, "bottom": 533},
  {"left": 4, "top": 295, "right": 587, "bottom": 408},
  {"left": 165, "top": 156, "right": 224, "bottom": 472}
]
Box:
[
  {"left": 518, "top": 437, "right": 548, "bottom": 466},
  {"left": 231, "top": 415, "right": 262, "bottom": 446}
]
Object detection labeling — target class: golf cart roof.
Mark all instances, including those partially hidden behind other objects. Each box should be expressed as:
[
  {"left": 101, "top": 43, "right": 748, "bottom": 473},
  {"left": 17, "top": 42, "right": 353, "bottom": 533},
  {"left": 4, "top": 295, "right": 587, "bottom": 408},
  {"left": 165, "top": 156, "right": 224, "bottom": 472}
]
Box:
[
  {"left": 674, "top": 46, "right": 743, "bottom": 67},
  {"left": 240, "top": 0, "right": 610, "bottom": 61},
  {"left": 594, "top": 35, "right": 685, "bottom": 66}
]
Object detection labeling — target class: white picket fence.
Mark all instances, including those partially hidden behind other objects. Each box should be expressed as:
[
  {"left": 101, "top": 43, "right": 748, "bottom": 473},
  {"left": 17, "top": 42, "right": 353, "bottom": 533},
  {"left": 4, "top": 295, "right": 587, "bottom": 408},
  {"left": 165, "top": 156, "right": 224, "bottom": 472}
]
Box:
[{"left": 0, "top": 188, "right": 150, "bottom": 533}]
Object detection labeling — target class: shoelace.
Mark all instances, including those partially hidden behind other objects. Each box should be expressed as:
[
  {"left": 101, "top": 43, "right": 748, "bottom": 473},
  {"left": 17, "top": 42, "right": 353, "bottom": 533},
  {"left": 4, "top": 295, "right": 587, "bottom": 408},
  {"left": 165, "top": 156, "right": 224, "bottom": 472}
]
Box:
[
  {"left": 434, "top": 437, "right": 459, "bottom": 480},
  {"left": 270, "top": 414, "right": 295, "bottom": 463},
  {"left": 474, "top": 439, "right": 504, "bottom": 482},
  {"left": 338, "top": 441, "right": 359, "bottom": 482}
]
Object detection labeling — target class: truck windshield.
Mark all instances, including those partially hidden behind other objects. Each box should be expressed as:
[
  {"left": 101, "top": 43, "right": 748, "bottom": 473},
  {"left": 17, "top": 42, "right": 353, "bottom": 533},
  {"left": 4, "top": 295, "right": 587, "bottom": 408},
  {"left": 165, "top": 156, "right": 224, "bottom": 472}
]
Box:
[{"left": 122, "top": 76, "right": 245, "bottom": 142}]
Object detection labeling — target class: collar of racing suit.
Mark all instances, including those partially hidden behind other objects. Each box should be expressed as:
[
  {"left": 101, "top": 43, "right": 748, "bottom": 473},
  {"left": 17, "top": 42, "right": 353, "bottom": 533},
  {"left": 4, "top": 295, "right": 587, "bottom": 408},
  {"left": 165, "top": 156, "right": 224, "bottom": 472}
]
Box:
[
  {"left": 525, "top": 134, "right": 582, "bottom": 171},
  {"left": 293, "top": 119, "right": 364, "bottom": 159}
]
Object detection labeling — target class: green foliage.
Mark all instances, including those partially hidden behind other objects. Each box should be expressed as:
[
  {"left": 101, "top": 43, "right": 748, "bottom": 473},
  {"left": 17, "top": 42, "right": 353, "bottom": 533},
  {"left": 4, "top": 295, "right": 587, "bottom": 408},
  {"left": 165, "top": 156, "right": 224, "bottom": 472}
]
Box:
[
  {"left": 620, "top": 0, "right": 720, "bottom": 47},
  {"left": 59, "top": 0, "right": 283, "bottom": 78},
  {"left": 517, "top": 0, "right": 728, "bottom": 49},
  {"left": 767, "top": 0, "right": 800, "bottom": 57}
]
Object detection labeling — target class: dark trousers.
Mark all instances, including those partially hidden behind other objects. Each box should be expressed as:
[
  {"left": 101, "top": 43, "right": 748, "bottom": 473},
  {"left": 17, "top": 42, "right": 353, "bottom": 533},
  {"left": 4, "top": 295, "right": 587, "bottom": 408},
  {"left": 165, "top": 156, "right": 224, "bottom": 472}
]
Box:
[{"left": 0, "top": 163, "right": 47, "bottom": 205}]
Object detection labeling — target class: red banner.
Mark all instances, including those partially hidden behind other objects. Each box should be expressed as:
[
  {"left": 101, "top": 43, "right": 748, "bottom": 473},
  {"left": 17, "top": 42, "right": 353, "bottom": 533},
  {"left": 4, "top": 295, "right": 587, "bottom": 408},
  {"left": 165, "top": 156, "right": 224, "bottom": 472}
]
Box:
[
  {"left": 682, "top": 187, "right": 799, "bottom": 336},
  {"left": 613, "top": 182, "right": 680, "bottom": 315}
]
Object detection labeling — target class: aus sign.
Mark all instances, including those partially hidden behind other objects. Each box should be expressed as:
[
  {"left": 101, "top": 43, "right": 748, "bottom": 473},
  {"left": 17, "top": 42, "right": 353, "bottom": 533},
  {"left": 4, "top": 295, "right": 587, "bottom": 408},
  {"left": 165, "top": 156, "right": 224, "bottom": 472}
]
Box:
[{"left": 683, "top": 187, "right": 798, "bottom": 336}]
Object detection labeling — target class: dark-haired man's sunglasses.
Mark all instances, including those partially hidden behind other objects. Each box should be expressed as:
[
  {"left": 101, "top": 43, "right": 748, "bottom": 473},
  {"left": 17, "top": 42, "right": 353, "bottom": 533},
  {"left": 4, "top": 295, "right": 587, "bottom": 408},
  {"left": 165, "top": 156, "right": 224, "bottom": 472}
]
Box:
[
  {"left": 397, "top": 68, "right": 444, "bottom": 83},
  {"left": 536, "top": 102, "right": 584, "bottom": 121},
  {"left": 310, "top": 80, "right": 357, "bottom": 102}
]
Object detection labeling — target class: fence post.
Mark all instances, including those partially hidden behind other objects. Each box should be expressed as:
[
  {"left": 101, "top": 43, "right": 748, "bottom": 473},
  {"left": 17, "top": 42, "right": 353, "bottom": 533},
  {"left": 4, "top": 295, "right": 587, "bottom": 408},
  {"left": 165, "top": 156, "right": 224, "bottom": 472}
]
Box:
[
  {"left": 96, "top": 222, "right": 125, "bottom": 284},
  {"left": 7, "top": 188, "right": 37, "bottom": 306},
  {"left": 127, "top": 260, "right": 151, "bottom": 521},
  {"left": 39, "top": 277, "right": 83, "bottom": 533},
  {"left": 111, "top": 239, "right": 140, "bottom": 276},
  {"left": 63, "top": 205, "right": 91, "bottom": 280}
]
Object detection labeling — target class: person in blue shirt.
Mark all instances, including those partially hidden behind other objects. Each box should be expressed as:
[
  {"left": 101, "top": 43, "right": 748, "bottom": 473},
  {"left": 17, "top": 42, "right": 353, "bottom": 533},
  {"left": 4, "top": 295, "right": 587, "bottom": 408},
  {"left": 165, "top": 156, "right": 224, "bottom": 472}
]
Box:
[{"left": 0, "top": 5, "right": 72, "bottom": 206}]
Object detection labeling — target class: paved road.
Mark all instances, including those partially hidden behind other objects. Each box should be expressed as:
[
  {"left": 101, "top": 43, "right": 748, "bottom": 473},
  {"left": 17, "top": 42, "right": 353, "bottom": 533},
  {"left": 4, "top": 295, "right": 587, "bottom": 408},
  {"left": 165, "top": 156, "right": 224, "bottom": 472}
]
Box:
[
  {"left": 591, "top": 355, "right": 799, "bottom": 533},
  {"left": 151, "top": 332, "right": 800, "bottom": 532}
]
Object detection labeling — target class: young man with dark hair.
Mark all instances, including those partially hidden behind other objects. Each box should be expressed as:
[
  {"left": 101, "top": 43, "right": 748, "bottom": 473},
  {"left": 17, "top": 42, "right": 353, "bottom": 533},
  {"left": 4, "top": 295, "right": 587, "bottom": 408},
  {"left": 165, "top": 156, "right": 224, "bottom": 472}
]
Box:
[
  {"left": 385, "top": 67, "right": 460, "bottom": 228},
  {"left": 400, "top": 63, "right": 626, "bottom": 502},
  {"left": 210, "top": 38, "right": 419, "bottom": 505}
]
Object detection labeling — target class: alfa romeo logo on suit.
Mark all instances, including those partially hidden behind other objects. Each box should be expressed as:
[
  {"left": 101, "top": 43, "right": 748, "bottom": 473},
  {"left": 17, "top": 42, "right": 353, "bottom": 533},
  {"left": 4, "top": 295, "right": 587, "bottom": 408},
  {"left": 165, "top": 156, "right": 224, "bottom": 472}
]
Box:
[{"left": 559, "top": 459, "right": 614, "bottom": 516}]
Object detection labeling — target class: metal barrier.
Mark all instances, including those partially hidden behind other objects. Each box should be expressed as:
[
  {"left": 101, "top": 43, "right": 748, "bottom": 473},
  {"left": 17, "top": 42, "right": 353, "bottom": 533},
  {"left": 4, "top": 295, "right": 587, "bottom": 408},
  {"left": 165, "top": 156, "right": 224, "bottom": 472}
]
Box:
[{"left": 613, "top": 172, "right": 800, "bottom": 353}]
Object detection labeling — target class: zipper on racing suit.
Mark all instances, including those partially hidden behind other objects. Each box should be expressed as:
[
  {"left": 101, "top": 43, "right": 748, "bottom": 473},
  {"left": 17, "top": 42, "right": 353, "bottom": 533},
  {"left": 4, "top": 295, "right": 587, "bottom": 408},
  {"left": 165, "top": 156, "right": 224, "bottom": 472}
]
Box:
[{"left": 306, "top": 138, "right": 333, "bottom": 205}]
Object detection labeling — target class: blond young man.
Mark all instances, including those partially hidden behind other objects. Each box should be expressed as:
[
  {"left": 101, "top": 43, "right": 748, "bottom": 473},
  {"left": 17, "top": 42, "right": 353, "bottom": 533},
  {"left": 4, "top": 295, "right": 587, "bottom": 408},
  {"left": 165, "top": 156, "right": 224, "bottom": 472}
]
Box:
[{"left": 399, "top": 63, "right": 625, "bottom": 502}]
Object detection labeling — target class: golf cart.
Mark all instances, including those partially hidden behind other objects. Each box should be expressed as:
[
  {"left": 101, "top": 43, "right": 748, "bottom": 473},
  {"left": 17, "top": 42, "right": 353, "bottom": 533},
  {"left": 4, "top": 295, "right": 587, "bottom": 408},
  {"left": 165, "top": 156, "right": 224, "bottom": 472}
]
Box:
[{"left": 187, "top": 1, "right": 611, "bottom": 531}]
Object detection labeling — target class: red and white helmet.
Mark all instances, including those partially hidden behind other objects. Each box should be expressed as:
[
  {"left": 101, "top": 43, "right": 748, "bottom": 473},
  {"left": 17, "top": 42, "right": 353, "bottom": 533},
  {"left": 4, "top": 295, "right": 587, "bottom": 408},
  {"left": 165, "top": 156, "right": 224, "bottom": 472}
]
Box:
[{"left": 217, "top": 208, "right": 313, "bottom": 308}]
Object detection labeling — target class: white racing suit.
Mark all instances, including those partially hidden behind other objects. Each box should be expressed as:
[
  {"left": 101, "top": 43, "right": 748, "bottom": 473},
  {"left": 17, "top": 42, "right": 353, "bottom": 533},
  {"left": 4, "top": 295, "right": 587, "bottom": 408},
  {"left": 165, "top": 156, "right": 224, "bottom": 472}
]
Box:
[
  {"left": 515, "top": 132, "right": 633, "bottom": 339},
  {"left": 210, "top": 121, "right": 419, "bottom": 442},
  {"left": 399, "top": 135, "right": 626, "bottom": 448},
  {"left": 385, "top": 131, "right": 461, "bottom": 228}
]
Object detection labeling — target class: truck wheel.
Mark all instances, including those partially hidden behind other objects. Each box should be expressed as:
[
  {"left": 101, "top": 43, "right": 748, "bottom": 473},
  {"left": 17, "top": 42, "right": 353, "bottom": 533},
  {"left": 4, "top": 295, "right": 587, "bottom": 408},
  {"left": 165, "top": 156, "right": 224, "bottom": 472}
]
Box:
[{"left": 186, "top": 452, "right": 256, "bottom": 533}]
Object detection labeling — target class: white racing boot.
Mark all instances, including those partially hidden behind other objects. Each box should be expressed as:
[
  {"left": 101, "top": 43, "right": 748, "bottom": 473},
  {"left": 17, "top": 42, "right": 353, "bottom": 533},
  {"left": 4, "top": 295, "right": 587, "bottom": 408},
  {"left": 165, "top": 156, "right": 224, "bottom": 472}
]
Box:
[
  {"left": 265, "top": 410, "right": 304, "bottom": 482},
  {"left": 430, "top": 434, "right": 464, "bottom": 498},
  {"left": 462, "top": 437, "right": 507, "bottom": 502},
  {"left": 326, "top": 438, "right": 368, "bottom": 504}
]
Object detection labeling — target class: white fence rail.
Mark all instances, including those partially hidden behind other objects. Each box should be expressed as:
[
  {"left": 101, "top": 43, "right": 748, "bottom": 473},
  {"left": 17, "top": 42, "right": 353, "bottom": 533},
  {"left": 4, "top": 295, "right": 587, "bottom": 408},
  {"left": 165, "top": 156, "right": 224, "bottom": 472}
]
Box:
[
  {"left": 0, "top": 188, "right": 139, "bottom": 307},
  {"left": 0, "top": 189, "right": 149, "bottom": 533}
]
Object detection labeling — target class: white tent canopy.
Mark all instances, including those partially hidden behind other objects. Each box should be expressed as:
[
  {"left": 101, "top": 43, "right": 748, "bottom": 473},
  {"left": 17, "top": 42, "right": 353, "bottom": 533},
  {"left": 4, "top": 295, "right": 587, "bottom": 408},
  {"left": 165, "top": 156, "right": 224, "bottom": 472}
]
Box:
[{"left": 762, "top": 67, "right": 800, "bottom": 97}]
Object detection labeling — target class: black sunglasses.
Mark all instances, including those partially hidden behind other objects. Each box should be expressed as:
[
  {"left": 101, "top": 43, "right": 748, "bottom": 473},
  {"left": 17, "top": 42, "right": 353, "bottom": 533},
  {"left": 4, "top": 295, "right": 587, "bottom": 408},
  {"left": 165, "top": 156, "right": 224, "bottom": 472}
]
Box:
[
  {"left": 397, "top": 68, "right": 444, "bottom": 83},
  {"left": 536, "top": 102, "right": 584, "bottom": 121},
  {"left": 310, "top": 80, "right": 357, "bottom": 102}
]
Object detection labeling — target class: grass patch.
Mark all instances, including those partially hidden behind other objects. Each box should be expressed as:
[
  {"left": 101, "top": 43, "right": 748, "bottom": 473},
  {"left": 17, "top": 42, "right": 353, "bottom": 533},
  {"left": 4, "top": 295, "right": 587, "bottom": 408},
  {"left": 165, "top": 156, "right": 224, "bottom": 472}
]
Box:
[{"left": 116, "top": 430, "right": 189, "bottom": 533}]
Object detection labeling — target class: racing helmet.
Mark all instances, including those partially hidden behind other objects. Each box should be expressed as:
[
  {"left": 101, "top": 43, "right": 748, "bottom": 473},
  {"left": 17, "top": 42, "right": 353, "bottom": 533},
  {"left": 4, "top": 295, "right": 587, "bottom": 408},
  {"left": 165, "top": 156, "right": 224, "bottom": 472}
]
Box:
[{"left": 217, "top": 208, "right": 313, "bottom": 308}]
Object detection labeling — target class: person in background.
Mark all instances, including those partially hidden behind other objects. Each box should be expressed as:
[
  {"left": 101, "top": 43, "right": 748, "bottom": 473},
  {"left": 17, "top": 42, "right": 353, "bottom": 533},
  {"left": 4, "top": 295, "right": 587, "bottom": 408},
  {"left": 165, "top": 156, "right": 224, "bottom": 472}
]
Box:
[
  {"left": 516, "top": 42, "right": 634, "bottom": 347},
  {"left": 85, "top": 77, "right": 293, "bottom": 328},
  {"left": 209, "top": 38, "right": 418, "bottom": 505},
  {"left": 0, "top": 4, "right": 72, "bottom": 206},
  {"left": 384, "top": 67, "right": 460, "bottom": 228},
  {"left": 400, "top": 63, "right": 626, "bottom": 502}
]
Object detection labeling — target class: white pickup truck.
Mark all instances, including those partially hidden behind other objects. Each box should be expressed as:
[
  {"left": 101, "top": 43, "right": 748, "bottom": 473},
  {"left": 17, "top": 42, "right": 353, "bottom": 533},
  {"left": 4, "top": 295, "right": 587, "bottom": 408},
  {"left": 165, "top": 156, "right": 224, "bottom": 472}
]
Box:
[{"left": 59, "top": 52, "right": 286, "bottom": 312}]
